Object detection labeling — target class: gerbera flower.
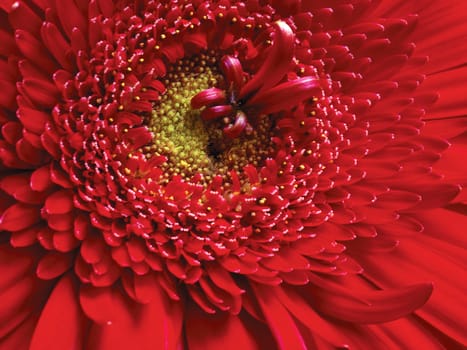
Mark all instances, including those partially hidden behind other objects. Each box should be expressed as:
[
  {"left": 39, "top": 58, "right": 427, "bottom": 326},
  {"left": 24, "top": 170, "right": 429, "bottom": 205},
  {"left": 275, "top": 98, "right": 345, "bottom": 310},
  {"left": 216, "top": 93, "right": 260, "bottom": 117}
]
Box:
[{"left": 0, "top": 0, "right": 466, "bottom": 349}]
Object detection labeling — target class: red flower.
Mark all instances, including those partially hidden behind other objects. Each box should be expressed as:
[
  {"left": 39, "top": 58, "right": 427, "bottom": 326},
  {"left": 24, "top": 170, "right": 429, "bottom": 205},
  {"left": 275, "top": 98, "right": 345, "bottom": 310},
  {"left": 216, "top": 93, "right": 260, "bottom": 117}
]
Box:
[{"left": 0, "top": 0, "right": 466, "bottom": 349}]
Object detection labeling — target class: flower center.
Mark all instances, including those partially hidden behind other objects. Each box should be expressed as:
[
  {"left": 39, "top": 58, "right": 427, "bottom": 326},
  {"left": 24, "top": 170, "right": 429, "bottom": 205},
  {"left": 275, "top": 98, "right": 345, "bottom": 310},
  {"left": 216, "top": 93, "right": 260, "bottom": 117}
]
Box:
[{"left": 146, "top": 54, "right": 275, "bottom": 184}]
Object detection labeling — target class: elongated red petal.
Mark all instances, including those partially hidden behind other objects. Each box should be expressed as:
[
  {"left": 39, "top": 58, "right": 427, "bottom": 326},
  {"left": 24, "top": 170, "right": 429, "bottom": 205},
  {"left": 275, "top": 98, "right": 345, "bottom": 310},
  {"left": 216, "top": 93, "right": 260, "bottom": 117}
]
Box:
[
  {"left": 248, "top": 77, "right": 321, "bottom": 113},
  {"left": 36, "top": 252, "right": 73, "bottom": 280},
  {"left": 186, "top": 305, "right": 257, "bottom": 350},
  {"left": 205, "top": 263, "right": 245, "bottom": 295},
  {"left": 40, "top": 22, "right": 73, "bottom": 71},
  {"left": 311, "top": 283, "right": 433, "bottom": 323},
  {"left": 0, "top": 203, "right": 40, "bottom": 231},
  {"left": 85, "top": 283, "right": 183, "bottom": 350},
  {"left": 45, "top": 190, "right": 74, "bottom": 214},
  {"left": 17, "top": 106, "right": 50, "bottom": 134},
  {"left": 274, "top": 286, "right": 351, "bottom": 348},
  {"left": 15, "top": 29, "right": 56, "bottom": 73},
  {"left": 79, "top": 285, "right": 131, "bottom": 324},
  {"left": 8, "top": 1, "right": 42, "bottom": 34},
  {"left": 251, "top": 283, "right": 307, "bottom": 350},
  {"left": 30, "top": 274, "right": 86, "bottom": 350},
  {"left": 54, "top": 0, "right": 87, "bottom": 39}
]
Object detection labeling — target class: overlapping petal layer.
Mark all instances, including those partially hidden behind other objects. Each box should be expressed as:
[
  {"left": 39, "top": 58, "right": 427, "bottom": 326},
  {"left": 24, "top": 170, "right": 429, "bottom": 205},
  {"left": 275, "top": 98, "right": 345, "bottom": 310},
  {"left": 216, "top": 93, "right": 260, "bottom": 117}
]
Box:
[{"left": 0, "top": 0, "right": 466, "bottom": 349}]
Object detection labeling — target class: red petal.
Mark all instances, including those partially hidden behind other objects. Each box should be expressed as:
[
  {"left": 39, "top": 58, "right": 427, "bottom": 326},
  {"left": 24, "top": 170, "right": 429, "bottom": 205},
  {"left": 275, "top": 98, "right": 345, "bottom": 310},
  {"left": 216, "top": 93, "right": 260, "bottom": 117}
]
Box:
[
  {"left": 311, "top": 283, "right": 433, "bottom": 323},
  {"left": 53, "top": 230, "right": 80, "bottom": 252},
  {"left": 0, "top": 244, "right": 35, "bottom": 340},
  {"left": 0, "top": 172, "right": 46, "bottom": 204},
  {"left": 41, "top": 22, "right": 73, "bottom": 71},
  {"left": 432, "top": 141, "right": 467, "bottom": 185},
  {"left": 414, "top": 2, "right": 467, "bottom": 74},
  {"left": 30, "top": 165, "right": 53, "bottom": 191},
  {"left": 375, "top": 190, "right": 421, "bottom": 210},
  {"left": 405, "top": 184, "right": 460, "bottom": 210},
  {"left": 21, "top": 78, "right": 59, "bottom": 108},
  {"left": 416, "top": 208, "right": 467, "bottom": 247},
  {"left": 17, "top": 106, "right": 50, "bottom": 134},
  {"left": 47, "top": 213, "right": 73, "bottom": 231},
  {"left": 16, "top": 137, "right": 47, "bottom": 165},
  {"left": 8, "top": 1, "right": 42, "bottom": 34},
  {"left": 0, "top": 272, "right": 35, "bottom": 339},
  {"left": 10, "top": 226, "right": 39, "bottom": 247},
  {"left": 79, "top": 285, "right": 131, "bottom": 324},
  {"left": 45, "top": 190, "right": 74, "bottom": 214},
  {"left": 359, "top": 240, "right": 467, "bottom": 344},
  {"left": 86, "top": 283, "right": 183, "bottom": 350},
  {"left": 0, "top": 26, "right": 18, "bottom": 58},
  {"left": 248, "top": 77, "right": 320, "bottom": 113},
  {"left": 53, "top": 69, "right": 73, "bottom": 91},
  {"left": 133, "top": 273, "right": 159, "bottom": 304},
  {"left": 54, "top": 0, "right": 87, "bottom": 39},
  {"left": 0, "top": 312, "right": 39, "bottom": 349},
  {"left": 36, "top": 252, "right": 73, "bottom": 280},
  {"left": 0, "top": 203, "right": 40, "bottom": 231},
  {"left": 1, "top": 121, "right": 22, "bottom": 144},
  {"left": 186, "top": 305, "right": 258, "bottom": 350},
  {"left": 219, "top": 253, "right": 258, "bottom": 274},
  {"left": 187, "top": 284, "right": 216, "bottom": 314},
  {"left": 80, "top": 235, "right": 106, "bottom": 264},
  {"left": 274, "top": 286, "right": 351, "bottom": 348},
  {"left": 0, "top": 79, "right": 16, "bottom": 110},
  {"left": 30, "top": 274, "right": 86, "bottom": 350},
  {"left": 205, "top": 262, "right": 245, "bottom": 295},
  {"left": 0, "top": 243, "right": 34, "bottom": 291},
  {"left": 126, "top": 237, "right": 147, "bottom": 262},
  {"left": 251, "top": 283, "right": 307, "bottom": 350},
  {"left": 15, "top": 29, "right": 56, "bottom": 73},
  {"left": 97, "top": 0, "right": 114, "bottom": 17},
  {"left": 111, "top": 245, "right": 132, "bottom": 267},
  {"left": 125, "top": 127, "right": 152, "bottom": 150},
  {"left": 380, "top": 317, "right": 451, "bottom": 350}
]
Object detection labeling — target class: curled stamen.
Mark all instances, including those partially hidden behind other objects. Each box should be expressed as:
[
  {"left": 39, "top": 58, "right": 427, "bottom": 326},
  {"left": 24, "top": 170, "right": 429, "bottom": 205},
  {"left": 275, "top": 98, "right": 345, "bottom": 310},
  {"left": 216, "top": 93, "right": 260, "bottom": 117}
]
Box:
[
  {"left": 239, "top": 21, "right": 295, "bottom": 100},
  {"left": 191, "top": 87, "right": 226, "bottom": 109},
  {"left": 223, "top": 111, "right": 248, "bottom": 139},
  {"left": 190, "top": 21, "right": 321, "bottom": 139},
  {"left": 201, "top": 105, "right": 234, "bottom": 121},
  {"left": 220, "top": 55, "right": 244, "bottom": 94}
]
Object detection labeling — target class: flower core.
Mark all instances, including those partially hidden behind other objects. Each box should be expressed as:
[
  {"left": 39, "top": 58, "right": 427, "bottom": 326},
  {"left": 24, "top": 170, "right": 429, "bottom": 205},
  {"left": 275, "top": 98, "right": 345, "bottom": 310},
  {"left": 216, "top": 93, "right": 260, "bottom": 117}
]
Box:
[
  {"left": 147, "top": 54, "right": 220, "bottom": 181},
  {"left": 147, "top": 54, "right": 275, "bottom": 184}
]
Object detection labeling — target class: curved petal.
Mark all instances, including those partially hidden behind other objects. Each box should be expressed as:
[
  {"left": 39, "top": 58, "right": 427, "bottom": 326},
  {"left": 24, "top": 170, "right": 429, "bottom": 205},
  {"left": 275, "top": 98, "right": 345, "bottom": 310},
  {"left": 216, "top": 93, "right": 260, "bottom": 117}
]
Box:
[
  {"left": 310, "top": 282, "right": 433, "bottom": 323},
  {"left": 251, "top": 283, "right": 307, "bottom": 350},
  {"left": 248, "top": 77, "right": 321, "bottom": 114},
  {"left": 30, "top": 273, "right": 86, "bottom": 350},
  {"left": 186, "top": 305, "right": 258, "bottom": 350},
  {"left": 86, "top": 283, "right": 183, "bottom": 350}
]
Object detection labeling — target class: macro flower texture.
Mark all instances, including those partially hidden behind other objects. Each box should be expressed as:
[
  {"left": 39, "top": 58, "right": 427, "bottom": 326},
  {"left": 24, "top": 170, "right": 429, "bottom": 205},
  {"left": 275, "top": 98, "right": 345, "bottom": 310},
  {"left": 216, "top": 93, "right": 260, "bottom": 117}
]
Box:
[{"left": 0, "top": 0, "right": 466, "bottom": 349}]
